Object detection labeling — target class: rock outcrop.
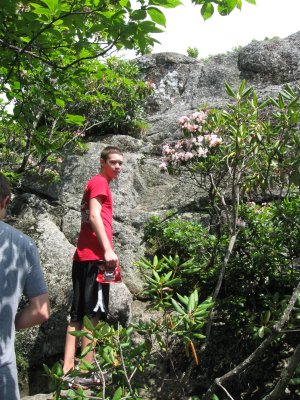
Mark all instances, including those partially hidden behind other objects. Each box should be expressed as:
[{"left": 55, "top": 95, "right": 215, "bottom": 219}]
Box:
[{"left": 12, "top": 31, "right": 300, "bottom": 397}]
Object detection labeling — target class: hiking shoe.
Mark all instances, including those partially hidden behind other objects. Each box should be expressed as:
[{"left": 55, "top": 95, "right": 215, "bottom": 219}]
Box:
[
  {"left": 73, "top": 372, "right": 102, "bottom": 388},
  {"left": 62, "top": 375, "right": 77, "bottom": 389}
]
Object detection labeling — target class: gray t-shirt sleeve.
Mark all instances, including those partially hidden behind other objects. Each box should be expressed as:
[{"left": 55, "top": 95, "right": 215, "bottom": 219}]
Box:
[{"left": 23, "top": 239, "right": 48, "bottom": 299}]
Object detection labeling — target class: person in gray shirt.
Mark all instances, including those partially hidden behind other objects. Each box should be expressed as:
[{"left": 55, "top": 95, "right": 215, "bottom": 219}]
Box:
[{"left": 0, "top": 173, "right": 50, "bottom": 400}]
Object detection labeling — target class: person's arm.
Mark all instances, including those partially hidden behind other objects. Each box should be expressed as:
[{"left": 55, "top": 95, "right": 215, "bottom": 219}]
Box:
[
  {"left": 15, "top": 293, "right": 50, "bottom": 330},
  {"left": 89, "top": 196, "right": 118, "bottom": 267}
]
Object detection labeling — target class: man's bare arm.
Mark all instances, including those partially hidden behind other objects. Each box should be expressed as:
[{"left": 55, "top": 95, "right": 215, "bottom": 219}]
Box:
[
  {"left": 89, "top": 196, "right": 118, "bottom": 267},
  {"left": 15, "top": 293, "right": 50, "bottom": 330}
]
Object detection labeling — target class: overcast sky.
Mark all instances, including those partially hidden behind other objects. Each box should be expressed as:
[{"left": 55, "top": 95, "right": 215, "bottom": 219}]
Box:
[{"left": 124, "top": 0, "right": 300, "bottom": 59}]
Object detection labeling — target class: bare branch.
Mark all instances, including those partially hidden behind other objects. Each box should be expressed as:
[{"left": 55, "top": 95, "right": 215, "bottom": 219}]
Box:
[
  {"left": 202, "top": 280, "right": 300, "bottom": 400},
  {"left": 262, "top": 344, "right": 300, "bottom": 400}
]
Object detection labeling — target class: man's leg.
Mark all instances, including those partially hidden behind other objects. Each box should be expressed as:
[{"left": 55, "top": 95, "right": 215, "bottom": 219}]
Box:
[
  {"left": 81, "top": 315, "right": 99, "bottom": 365},
  {"left": 63, "top": 321, "right": 81, "bottom": 373}
]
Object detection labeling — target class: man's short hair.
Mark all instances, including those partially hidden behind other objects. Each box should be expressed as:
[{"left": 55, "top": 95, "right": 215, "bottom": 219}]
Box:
[
  {"left": 0, "top": 173, "right": 11, "bottom": 202},
  {"left": 100, "top": 146, "right": 123, "bottom": 162}
]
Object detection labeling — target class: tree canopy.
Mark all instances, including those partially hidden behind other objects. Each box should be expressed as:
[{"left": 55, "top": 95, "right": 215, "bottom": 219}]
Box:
[
  {"left": 0, "top": 0, "right": 256, "bottom": 179},
  {"left": 0, "top": 0, "right": 256, "bottom": 95}
]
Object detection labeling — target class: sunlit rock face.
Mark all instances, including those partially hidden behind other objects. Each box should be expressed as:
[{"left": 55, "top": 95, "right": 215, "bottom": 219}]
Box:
[{"left": 9, "top": 32, "right": 300, "bottom": 370}]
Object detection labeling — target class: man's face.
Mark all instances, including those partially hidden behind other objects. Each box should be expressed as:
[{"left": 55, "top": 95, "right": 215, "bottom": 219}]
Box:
[{"left": 100, "top": 153, "right": 124, "bottom": 181}]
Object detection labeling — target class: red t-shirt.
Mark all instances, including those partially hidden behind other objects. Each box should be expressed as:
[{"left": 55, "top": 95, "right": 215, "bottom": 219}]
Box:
[{"left": 73, "top": 175, "right": 113, "bottom": 261}]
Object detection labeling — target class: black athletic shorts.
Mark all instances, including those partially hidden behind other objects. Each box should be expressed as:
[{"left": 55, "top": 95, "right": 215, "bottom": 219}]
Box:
[{"left": 70, "top": 260, "right": 110, "bottom": 322}]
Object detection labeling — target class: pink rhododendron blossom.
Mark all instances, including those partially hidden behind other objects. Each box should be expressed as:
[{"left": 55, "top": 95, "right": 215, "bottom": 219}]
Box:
[
  {"left": 205, "top": 134, "right": 222, "bottom": 147},
  {"left": 175, "top": 141, "right": 184, "bottom": 150},
  {"left": 146, "top": 80, "right": 156, "bottom": 90},
  {"left": 159, "top": 162, "right": 168, "bottom": 171},
  {"left": 186, "top": 124, "right": 199, "bottom": 132},
  {"left": 190, "top": 111, "right": 207, "bottom": 123},
  {"left": 178, "top": 116, "right": 190, "bottom": 126},
  {"left": 160, "top": 110, "right": 222, "bottom": 172},
  {"left": 184, "top": 152, "right": 194, "bottom": 161},
  {"left": 162, "top": 144, "right": 174, "bottom": 155},
  {"left": 197, "top": 148, "right": 208, "bottom": 157}
]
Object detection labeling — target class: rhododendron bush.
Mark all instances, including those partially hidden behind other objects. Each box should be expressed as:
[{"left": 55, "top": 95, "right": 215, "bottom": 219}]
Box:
[
  {"left": 161, "top": 81, "right": 300, "bottom": 201},
  {"left": 160, "top": 111, "right": 223, "bottom": 172},
  {"left": 155, "top": 81, "right": 300, "bottom": 400}
]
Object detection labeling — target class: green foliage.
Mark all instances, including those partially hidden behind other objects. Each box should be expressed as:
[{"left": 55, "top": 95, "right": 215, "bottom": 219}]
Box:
[
  {"left": 163, "top": 81, "right": 300, "bottom": 223},
  {"left": 228, "top": 200, "right": 300, "bottom": 296},
  {"left": 142, "top": 200, "right": 300, "bottom": 343},
  {"left": 46, "top": 319, "right": 151, "bottom": 399},
  {"left": 0, "top": 0, "right": 253, "bottom": 180},
  {"left": 143, "top": 216, "right": 219, "bottom": 291},
  {"left": 135, "top": 255, "right": 213, "bottom": 366},
  {"left": 0, "top": 57, "right": 152, "bottom": 178},
  {"left": 155, "top": 81, "right": 300, "bottom": 398},
  {"left": 187, "top": 47, "right": 199, "bottom": 59},
  {"left": 193, "top": 0, "right": 256, "bottom": 20},
  {"left": 46, "top": 257, "right": 213, "bottom": 398}
]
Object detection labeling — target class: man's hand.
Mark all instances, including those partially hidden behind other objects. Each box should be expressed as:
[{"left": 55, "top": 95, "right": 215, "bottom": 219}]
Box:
[{"left": 104, "top": 248, "right": 119, "bottom": 269}]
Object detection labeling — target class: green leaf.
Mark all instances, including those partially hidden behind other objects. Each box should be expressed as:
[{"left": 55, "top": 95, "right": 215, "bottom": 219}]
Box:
[
  {"left": 131, "top": 9, "right": 147, "bottom": 20},
  {"left": 51, "top": 361, "right": 63, "bottom": 377},
  {"left": 138, "top": 20, "right": 164, "bottom": 34},
  {"left": 153, "top": 270, "right": 161, "bottom": 283},
  {"left": 177, "top": 293, "right": 189, "bottom": 306},
  {"left": 201, "top": 3, "right": 214, "bottom": 20},
  {"left": 145, "top": 275, "right": 160, "bottom": 285},
  {"left": 238, "top": 79, "right": 246, "bottom": 94},
  {"left": 80, "top": 359, "right": 94, "bottom": 370},
  {"left": 83, "top": 316, "right": 95, "bottom": 332},
  {"left": 194, "top": 309, "right": 209, "bottom": 318},
  {"left": 263, "top": 310, "right": 271, "bottom": 324},
  {"left": 218, "top": 0, "right": 237, "bottom": 16},
  {"left": 147, "top": 7, "right": 166, "bottom": 26},
  {"left": 55, "top": 98, "right": 65, "bottom": 107},
  {"left": 193, "top": 290, "right": 198, "bottom": 306},
  {"left": 171, "top": 298, "right": 185, "bottom": 315},
  {"left": 40, "top": 0, "right": 59, "bottom": 12},
  {"left": 165, "top": 270, "right": 173, "bottom": 281},
  {"left": 166, "top": 278, "right": 181, "bottom": 286},
  {"left": 30, "top": 3, "right": 52, "bottom": 15},
  {"left": 193, "top": 333, "right": 206, "bottom": 339},
  {"left": 43, "top": 364, "right": 51, "bottom": 375},
  {"left": 65, "top": 114, "right": 85, "bottom": 125},
  {"left": 245, "top": 0, "right": 256, "bottom": 4},
  {"left": 149, "top": 0, "right": 182, "bottom": 9},
  {"left": 258, "top": 326, "right": 265, "bottom": 338},
  {"left": 241, "top": 87, "right": 253, "bottom": 99},
  {"left": 224, "top": 81, "right": 236, "bottom": 98},
  {"left": 81, "top": 343, "right": 93, "bottom": 357},
  {"left": 69, "top": 330, "right": 86, "bottom": 337},
  {"left": 112, "top": 386, "right": 123, "bottom": 400},
  {"left": 278, "top": 93, "right": 285, "bottom": 109},
  {"left": 188, "top": 291, "right": 195, "bottom": 312}
]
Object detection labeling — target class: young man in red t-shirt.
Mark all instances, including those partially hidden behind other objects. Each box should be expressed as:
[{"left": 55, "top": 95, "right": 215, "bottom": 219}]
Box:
[{"left": 63, "top": 146, "right": 124, "bottom": 379}]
